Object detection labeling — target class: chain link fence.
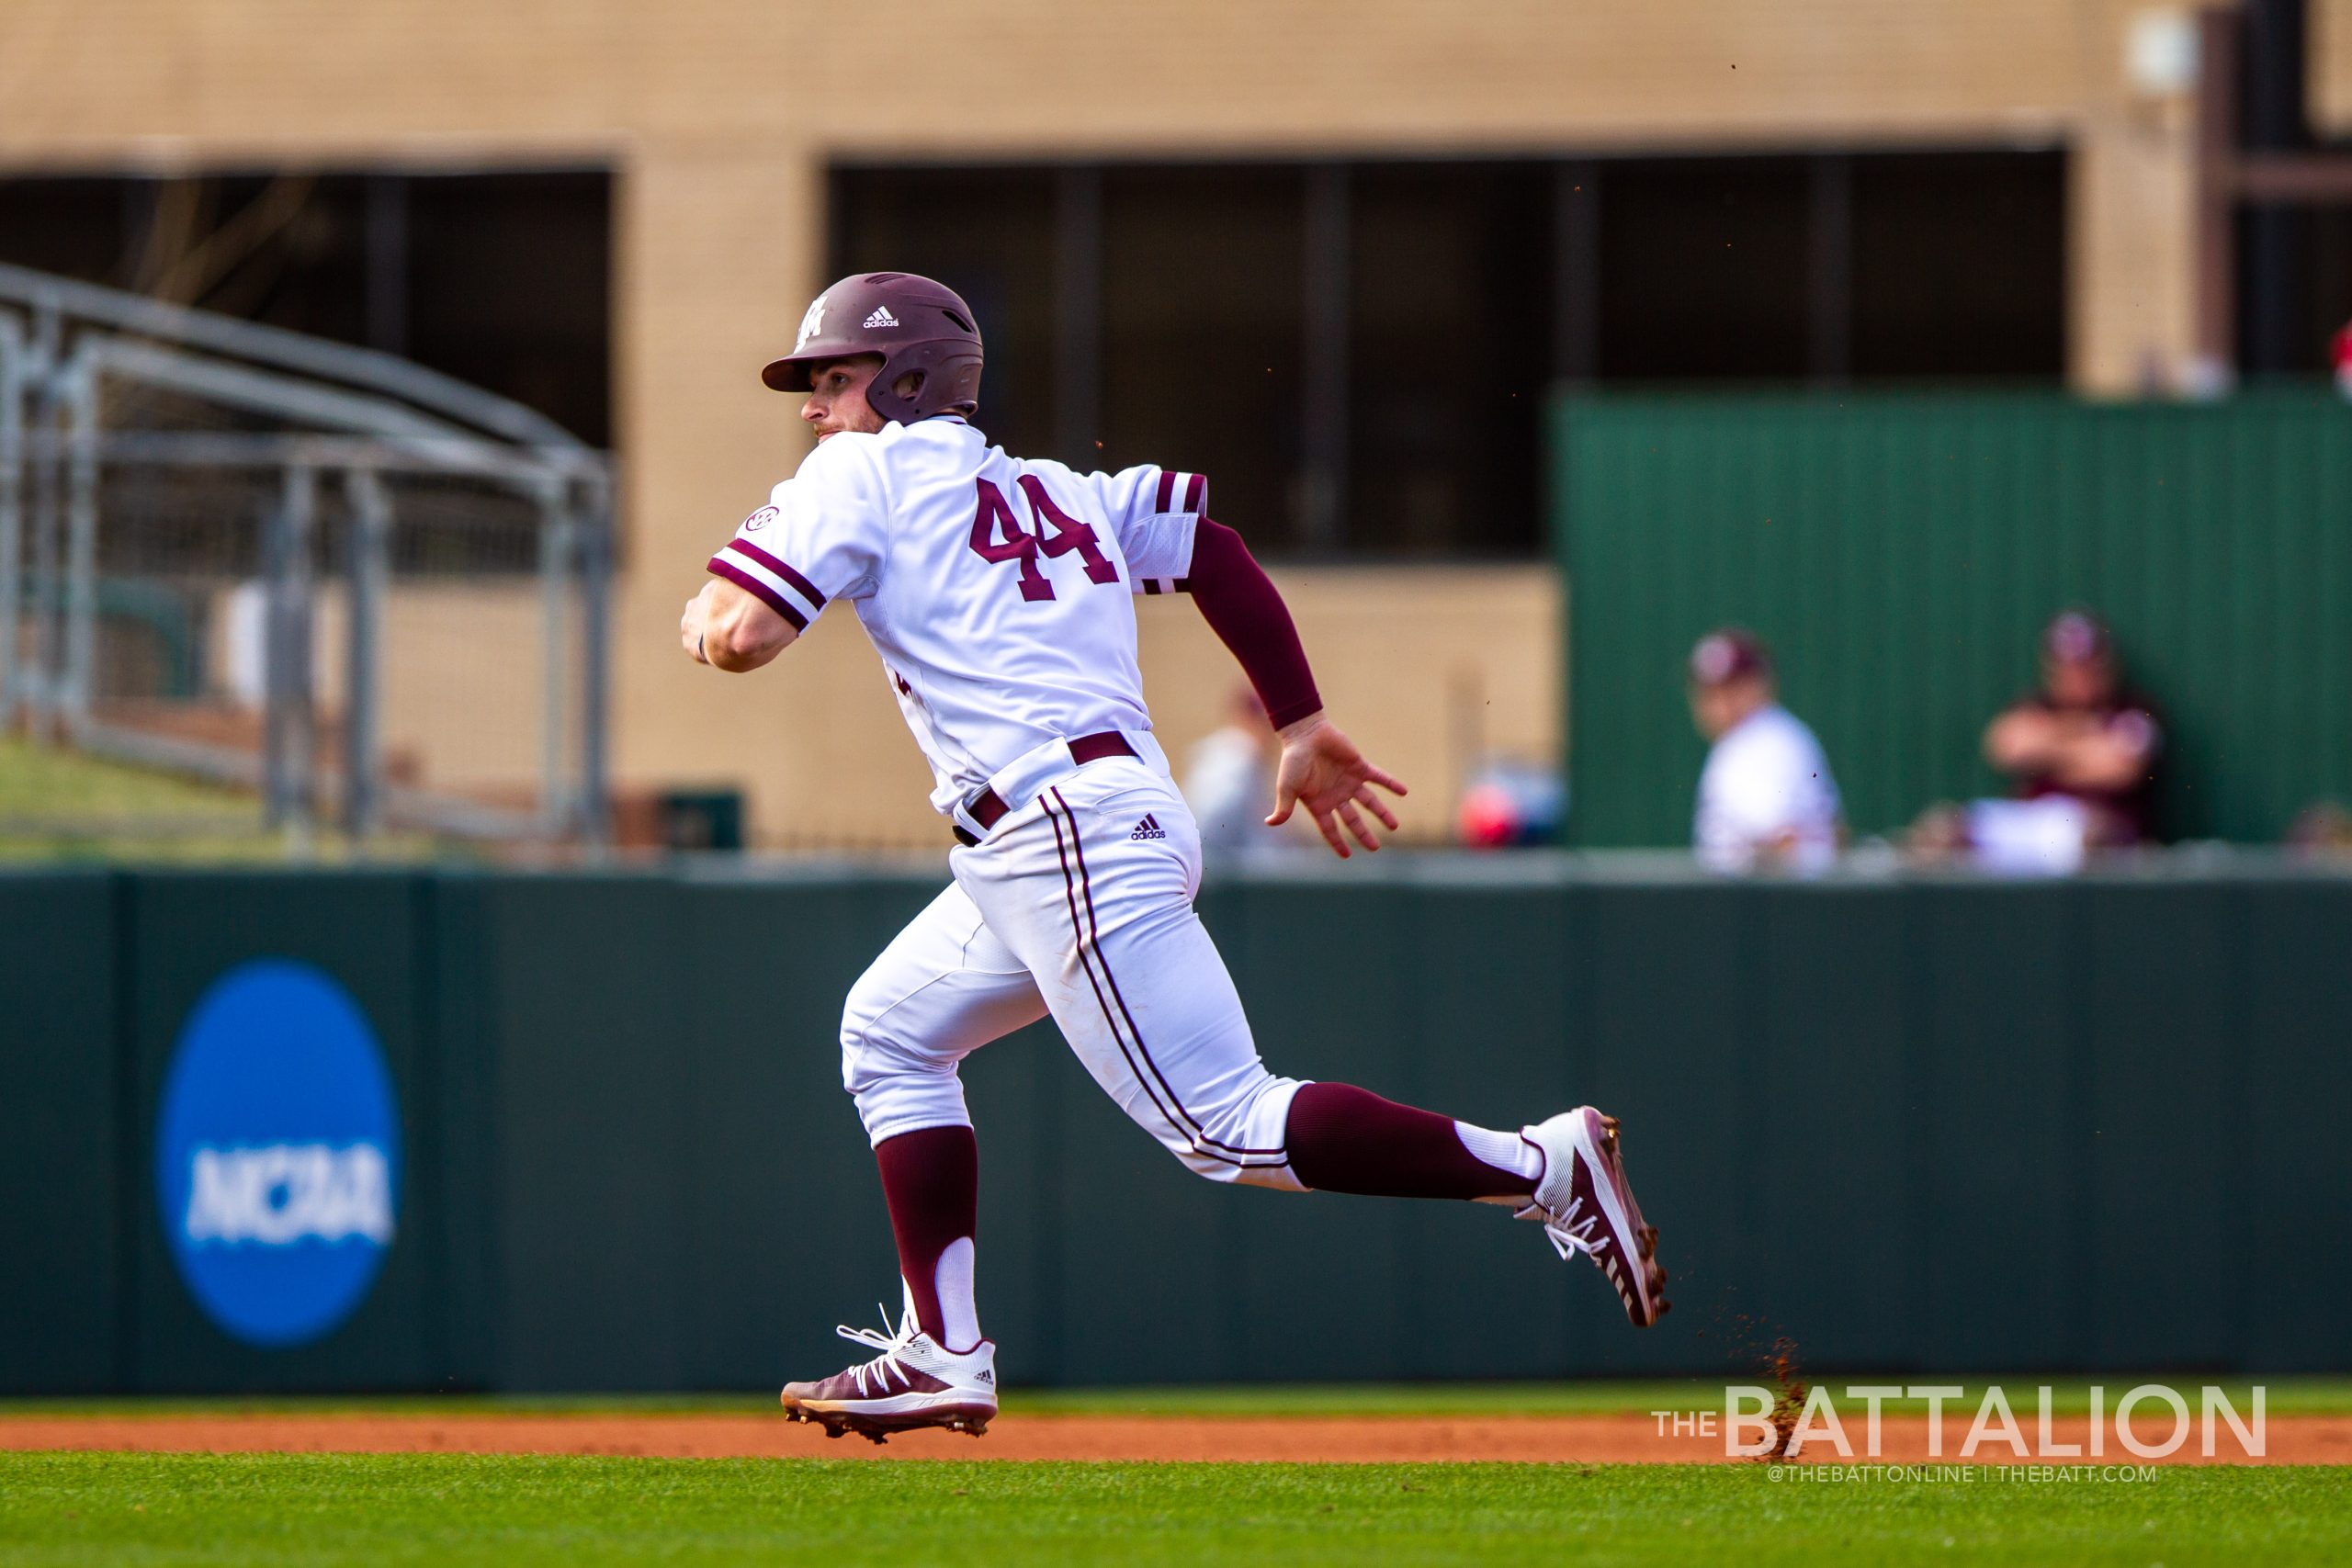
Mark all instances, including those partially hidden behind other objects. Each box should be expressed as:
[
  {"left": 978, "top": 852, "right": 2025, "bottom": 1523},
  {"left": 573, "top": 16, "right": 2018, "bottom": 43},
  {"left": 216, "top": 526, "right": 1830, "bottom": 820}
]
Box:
[{"left": 0, "top": 263, "right": 610, "bottom": 848}]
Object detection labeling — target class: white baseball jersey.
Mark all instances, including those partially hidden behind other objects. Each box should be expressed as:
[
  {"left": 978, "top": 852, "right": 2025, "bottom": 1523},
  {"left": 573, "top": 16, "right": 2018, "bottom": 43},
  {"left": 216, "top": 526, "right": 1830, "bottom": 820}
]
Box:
[
  {"left": 1693, "top": 703, "right": 1843, "bottom": 874},
  {"left": 707, "top": 416, "right": 1207, "bottom": 818}
]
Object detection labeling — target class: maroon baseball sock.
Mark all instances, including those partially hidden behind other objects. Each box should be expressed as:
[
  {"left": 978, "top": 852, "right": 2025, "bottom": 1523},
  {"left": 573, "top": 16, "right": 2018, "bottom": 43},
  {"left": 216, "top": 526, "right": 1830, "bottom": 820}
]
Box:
[
  {"left": 874, "top": 1124, "right": 981, "bottom": 1351},
  {"left": 1283, "top": 1081, "right": 1542, "bottom": 1201}
]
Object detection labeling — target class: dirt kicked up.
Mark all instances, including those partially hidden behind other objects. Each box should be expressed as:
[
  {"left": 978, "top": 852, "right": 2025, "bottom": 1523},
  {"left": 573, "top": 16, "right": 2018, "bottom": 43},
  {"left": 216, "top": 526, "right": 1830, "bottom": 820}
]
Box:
[{"left": 0, "top": 1412, "right": 2345, "bottom": 1464}]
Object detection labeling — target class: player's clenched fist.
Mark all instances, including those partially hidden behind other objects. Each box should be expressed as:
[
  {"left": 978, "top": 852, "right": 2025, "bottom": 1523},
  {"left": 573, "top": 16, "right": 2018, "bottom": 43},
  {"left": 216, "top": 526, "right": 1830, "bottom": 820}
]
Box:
[
  {"left": 682, "top": 578, "right": 797, "bottom": 671},
  {"left": 680, "top": 581, "right": 718, "bottom": 663},
  {"left": 1266, "top": 715, "right": 1408, "bottom": 858}
]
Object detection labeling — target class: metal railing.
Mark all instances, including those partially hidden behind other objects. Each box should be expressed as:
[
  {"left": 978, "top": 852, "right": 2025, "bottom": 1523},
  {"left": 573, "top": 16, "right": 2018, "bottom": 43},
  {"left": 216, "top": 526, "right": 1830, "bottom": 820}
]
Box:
[{"left": 0, "top": 264, "right": 612, "bottom": 846}]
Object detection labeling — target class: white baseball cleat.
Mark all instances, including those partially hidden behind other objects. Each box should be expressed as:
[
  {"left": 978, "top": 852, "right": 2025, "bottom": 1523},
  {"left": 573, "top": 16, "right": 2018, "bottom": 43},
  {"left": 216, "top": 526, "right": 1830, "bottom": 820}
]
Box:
[
  {"left": 1518, "top": 1107, "right": 1670, "bottom": 1327},
  {"left": 778, "top": 1292, "right": 997, "bottom": 1443}
]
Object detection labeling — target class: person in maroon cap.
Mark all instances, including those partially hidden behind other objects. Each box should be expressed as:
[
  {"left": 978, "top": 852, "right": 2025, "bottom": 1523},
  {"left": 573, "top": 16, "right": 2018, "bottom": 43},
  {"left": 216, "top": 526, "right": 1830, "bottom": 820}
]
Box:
[
  {"left": 1685, "top": 628, "right": 1844, "bottom": 874},
  {"left": 1982, "top": 609, "right": 2164, "bottom": 850}
]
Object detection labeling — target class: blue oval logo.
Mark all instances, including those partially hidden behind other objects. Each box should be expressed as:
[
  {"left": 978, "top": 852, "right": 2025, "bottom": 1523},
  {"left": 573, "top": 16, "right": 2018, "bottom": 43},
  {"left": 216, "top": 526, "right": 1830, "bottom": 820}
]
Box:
[{"left": 153, "top": 960, "right": 401, "bottom": 1348}]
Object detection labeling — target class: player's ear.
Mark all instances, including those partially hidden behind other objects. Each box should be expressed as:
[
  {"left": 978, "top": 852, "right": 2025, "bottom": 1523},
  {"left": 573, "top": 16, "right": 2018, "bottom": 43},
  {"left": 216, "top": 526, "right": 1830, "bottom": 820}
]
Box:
[{"left": 894, "top": 369, "right": 925, "bottom": 400}]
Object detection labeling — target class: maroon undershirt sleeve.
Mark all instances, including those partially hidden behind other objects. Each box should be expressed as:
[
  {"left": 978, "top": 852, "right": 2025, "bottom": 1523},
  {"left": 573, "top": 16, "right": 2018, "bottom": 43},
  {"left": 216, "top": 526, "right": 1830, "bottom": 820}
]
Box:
[{"left": 1179, "top": 519, "right": 1323, "bottom": 729}]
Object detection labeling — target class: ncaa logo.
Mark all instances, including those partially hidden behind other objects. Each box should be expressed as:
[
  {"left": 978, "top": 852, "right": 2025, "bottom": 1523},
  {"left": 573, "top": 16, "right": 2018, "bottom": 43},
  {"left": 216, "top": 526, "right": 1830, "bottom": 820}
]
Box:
[{"left": 153, "top": 961, "right": 401, "bottom": 1348}]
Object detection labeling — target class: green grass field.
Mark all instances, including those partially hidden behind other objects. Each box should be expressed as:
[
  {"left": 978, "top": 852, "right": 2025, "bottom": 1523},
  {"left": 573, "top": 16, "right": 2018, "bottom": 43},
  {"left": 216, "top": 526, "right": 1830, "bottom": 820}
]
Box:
[
  {"left": 0, "top": 734, "right": 258, "bottom": 823},
  {"left": 3, "top": 1383, "right": 2347, "bottom": 1565},
  {"left": 0, "top": 735, "right": 446, "bottom": 861},
  {"left": 2, "top": 1452, "right": 2346, "bottom": 1567}
]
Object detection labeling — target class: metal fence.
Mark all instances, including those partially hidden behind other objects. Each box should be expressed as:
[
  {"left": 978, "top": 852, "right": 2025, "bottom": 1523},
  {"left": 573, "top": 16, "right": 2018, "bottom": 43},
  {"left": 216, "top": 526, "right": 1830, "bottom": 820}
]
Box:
[{"left": 0, "top": 263, "right": 611, "bottom": 845}]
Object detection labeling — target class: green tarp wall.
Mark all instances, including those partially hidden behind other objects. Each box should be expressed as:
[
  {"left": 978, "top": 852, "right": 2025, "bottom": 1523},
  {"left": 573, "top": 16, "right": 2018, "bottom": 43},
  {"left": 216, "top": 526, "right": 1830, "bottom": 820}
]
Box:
[
  {"left": 1554, "top": 391, "right": 2352, "bottom": 847},
  {"left": 3, "top": 864, "right": 2346, "bottom": 1393}
]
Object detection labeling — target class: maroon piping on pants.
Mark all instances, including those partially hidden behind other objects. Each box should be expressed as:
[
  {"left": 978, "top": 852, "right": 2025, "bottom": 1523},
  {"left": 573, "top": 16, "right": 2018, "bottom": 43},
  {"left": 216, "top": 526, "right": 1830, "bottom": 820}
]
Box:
[
  {"left": 1039, "top": 795, "right": 1202, "bottom": 1160},
  {"left": 1044, "top": 787, "right": 1287, "bottom": 1166}
]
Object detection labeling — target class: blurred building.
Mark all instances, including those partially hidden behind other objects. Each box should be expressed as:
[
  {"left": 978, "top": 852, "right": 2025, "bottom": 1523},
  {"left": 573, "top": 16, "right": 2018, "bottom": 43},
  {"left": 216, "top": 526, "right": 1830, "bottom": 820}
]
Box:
[{"left": 3, "top": 1, "right": 2349, "bottom": 845}]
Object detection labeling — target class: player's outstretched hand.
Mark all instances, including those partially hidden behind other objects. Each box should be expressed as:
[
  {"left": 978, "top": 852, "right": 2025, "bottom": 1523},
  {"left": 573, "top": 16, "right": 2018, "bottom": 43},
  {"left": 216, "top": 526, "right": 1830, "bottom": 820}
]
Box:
[{"left": 1266, "top": 714, "right": 1407, "bottom": 858}]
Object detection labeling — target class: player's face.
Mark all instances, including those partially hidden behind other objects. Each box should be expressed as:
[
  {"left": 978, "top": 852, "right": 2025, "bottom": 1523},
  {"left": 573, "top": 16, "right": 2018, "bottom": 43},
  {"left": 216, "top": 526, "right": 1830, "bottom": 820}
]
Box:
[{"left": 801, "top": 355, "right": 889, "bottom": 441}]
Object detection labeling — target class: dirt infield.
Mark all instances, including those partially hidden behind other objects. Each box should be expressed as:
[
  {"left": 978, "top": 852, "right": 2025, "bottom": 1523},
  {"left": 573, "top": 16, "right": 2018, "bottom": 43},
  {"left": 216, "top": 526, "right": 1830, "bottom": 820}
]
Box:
[{"left": 1, "top": 1412, "right": 2344, "bottom": 1464}]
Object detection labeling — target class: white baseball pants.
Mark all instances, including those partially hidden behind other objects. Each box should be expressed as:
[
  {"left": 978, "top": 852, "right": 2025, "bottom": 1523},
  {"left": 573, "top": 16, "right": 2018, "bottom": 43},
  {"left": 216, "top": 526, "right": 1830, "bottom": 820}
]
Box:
[{"left": 841, "top": 756, "right": 1306, "bottom": 1190}]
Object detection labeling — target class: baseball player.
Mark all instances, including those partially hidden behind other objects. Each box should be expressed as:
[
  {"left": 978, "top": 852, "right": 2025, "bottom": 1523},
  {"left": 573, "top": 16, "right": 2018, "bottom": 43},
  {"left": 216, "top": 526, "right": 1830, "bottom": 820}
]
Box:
[{"left": 680, "top": 272, "right": 1667, "bottom": 1442}]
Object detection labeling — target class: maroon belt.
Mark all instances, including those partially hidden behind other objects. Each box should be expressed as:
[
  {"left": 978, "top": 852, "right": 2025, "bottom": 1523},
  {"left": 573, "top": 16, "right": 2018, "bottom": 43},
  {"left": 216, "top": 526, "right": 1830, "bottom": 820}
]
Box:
[{"left": 953, "top": 731, "right": 1136, "bottom": 846}]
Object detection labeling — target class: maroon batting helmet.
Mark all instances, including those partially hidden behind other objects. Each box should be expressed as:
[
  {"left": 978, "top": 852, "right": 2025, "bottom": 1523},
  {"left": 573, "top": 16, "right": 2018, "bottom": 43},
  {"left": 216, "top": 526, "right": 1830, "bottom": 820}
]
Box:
[{"left": 761, "top": 272, "right": 984, "bottom": 425}]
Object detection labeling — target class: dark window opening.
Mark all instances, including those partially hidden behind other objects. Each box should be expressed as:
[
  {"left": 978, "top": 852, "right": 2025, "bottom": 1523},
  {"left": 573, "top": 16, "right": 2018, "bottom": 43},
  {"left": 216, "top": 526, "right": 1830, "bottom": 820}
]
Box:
[
  {"left": 1350, "top": 162, "right": 1553, "bottom": 555},
  {"left": 2241, "top": 190, "right": 2352, "bottom": 378},
  {"left": 840, "top": 150, "right": 2072, "bottom": 558},
  {"left": 1850, "top": 152, "right": 2066, "bottom": 378},
  {"left": 1100, "top": 165, "right": 1308, "bottom": 551},
  {"left": 0, "top": 169, "right": 613, "bottom": 446},
  {"left": 1598, "top": 156, "right": 1814, "bottom": 381}
]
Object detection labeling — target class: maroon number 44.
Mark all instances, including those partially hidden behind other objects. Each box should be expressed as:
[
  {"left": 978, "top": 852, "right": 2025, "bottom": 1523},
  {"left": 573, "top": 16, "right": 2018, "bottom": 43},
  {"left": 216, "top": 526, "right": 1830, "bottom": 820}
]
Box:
[{"left": 967, "top": 477, "right": 1121, "bottom": 601}]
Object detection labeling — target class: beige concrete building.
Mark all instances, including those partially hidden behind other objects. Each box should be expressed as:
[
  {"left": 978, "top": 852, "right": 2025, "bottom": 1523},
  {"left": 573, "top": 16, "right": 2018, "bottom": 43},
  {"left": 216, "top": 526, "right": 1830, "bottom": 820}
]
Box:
[{"left": 3, "top": 0, "right": 2339, "bottom": 845}]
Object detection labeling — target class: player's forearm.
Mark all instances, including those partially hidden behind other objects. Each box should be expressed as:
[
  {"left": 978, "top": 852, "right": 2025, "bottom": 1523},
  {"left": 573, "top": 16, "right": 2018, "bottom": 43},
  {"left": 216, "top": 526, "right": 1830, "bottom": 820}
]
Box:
[
  {"left": 706, "top": 601, "right": 796, "bottom": 670},
  {"left": 684, "top": 578, "right": 798, "bottom": 671},
  {"left": 704, "top": 626, "right": 791, "bottom": 671},
  {"left": 1183, "top": 520, "right": 1323, "bottom": 730}
]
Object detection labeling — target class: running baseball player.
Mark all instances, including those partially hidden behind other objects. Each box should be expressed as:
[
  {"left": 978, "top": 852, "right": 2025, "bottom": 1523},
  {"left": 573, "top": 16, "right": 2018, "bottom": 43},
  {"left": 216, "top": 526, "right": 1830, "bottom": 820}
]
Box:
[{"left": 681, "top": 272, "right": 1668, "bottom": 1442}]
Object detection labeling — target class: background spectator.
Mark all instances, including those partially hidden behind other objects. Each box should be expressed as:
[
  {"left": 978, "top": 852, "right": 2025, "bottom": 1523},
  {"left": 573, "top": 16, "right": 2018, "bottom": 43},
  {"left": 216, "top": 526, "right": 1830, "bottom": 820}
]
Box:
[
  {"left": 1687, "top": 629, "right": 1844, "bottom": 874},
  {"left": 2288, "top": 800, "right": 2352, "bottom": 861},
  {"left": 1982, "top": 608, "right": 2163, "bottom": 854},
  {"left": 1182, "top": 684, "right": 1290, "bottom": 853}
]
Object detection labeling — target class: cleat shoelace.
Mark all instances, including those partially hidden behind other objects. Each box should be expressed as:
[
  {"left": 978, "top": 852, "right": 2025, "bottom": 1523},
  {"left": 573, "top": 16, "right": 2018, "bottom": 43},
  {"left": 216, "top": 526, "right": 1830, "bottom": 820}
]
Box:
[
  {"left": 1521, "top": 1192, "right": 1609, "bottom": 1264},
  {"left": 831, "top": 1303, "right": 920, "bottom": 1396}
]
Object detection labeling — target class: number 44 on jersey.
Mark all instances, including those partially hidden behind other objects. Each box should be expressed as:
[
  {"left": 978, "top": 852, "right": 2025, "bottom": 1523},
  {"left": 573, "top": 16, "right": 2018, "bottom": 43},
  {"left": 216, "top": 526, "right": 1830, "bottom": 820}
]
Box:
[{"left": 968, "top": 476, "right": 1122, "bottom": 601}]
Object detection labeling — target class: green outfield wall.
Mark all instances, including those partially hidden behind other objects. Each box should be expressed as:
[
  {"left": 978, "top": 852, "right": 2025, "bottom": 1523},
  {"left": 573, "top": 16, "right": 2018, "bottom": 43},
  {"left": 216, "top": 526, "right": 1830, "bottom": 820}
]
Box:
[
  {"left": 1553, "top": 391, "right": 2352, "bottom": 846},
  {"left": 3, "top": 863, "right": 2346, "bottom": 1394}
]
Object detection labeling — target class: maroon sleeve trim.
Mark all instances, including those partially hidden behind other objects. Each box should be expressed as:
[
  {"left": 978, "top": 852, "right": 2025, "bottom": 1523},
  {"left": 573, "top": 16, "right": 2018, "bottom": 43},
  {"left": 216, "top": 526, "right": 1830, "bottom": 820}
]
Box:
[
  {"left": 724, "top": 537, "right": 828, "bottom": 610},
  {"left": 1262, "top": 693, "right": 1321, "bottom": 729},
  {"left": 708, "top": 557, "right": 809, "bottom": 633},
  {"left": 1150, "top": 469, "right": 1208, "bottom": 517}
]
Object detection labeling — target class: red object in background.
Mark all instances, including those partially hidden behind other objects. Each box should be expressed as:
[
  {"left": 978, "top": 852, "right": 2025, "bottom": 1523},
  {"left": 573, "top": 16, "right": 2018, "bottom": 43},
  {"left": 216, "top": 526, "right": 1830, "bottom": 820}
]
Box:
[
  {"left": 1457, "top": 783, "right": 1521, "bottom": 848},
  {"left": 2335, "top": 321, "right": 2352, "bottom": 396}
]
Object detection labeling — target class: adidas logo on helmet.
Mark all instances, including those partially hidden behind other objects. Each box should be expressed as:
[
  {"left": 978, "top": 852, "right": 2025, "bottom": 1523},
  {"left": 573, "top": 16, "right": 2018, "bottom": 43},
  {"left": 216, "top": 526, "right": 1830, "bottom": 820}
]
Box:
[{"left": 864, "top": 306, "right": 900, "bottom": 330}]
